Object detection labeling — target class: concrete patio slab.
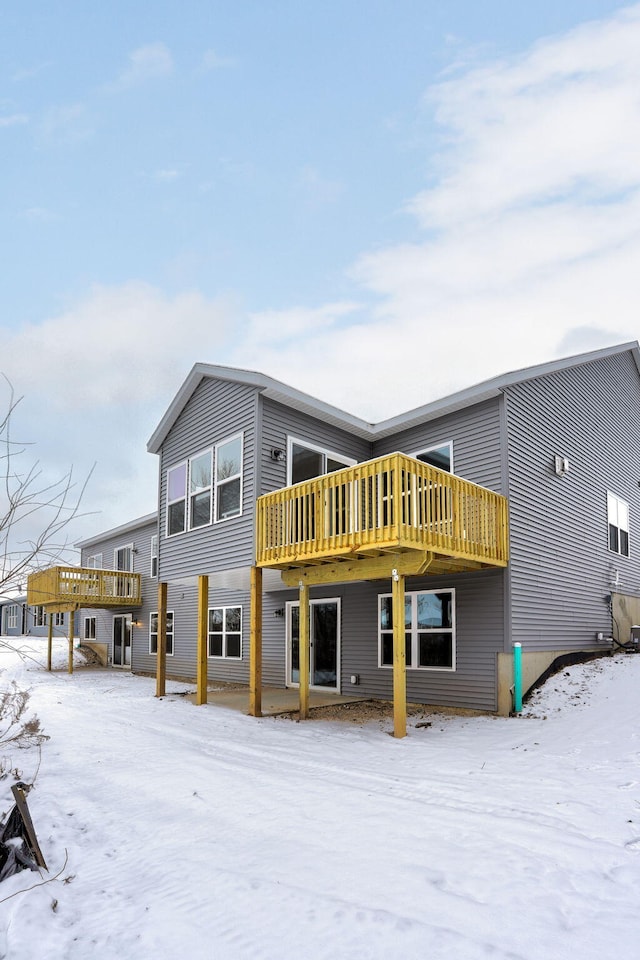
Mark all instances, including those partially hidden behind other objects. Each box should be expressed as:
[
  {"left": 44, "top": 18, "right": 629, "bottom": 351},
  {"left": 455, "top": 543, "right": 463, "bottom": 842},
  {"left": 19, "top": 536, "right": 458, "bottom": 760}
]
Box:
[{"left": 190, "top": 685, "right": 368, "bottom": 716}]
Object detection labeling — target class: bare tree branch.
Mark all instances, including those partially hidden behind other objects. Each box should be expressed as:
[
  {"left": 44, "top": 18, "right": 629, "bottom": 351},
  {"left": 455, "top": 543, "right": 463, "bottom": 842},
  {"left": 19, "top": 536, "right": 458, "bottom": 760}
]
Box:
[{"left": 0, "top": 376, "right": 95, "bottom": 598}]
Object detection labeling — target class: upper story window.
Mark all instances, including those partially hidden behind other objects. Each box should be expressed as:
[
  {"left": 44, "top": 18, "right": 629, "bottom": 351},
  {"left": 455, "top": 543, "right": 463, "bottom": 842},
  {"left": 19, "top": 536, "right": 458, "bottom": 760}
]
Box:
[
  {"left": 115, "top": 545, "right": 134, "bottom": 572},
  {"left": 150, "top": 535, "right": 158, "bottom": 577},
  {"left": 378, "top": 588, "right": 456, "bottom": 671},
  {"left": 166, "top": 433, "right": 244, "bottom": 535},
  {"left": 190, "top": 450, "right": 212, "bottom": 528},
  {"left": 608, "top": 492, "right": 629, "bottom": 557},
  {"left": 413, "top": 442, "right": 453, "bottom": 473},
  {"left": 287, "top": 438, "right": 355, "bottom": 486},
  {"left": 167, "top": 462, "right": 187, "bottom": 535},
  {"left": 215, "top": 434, "right": 243, "bottom": 521},
  {"left": 86, "top": 553, "right": 102, "bottom": 569}
]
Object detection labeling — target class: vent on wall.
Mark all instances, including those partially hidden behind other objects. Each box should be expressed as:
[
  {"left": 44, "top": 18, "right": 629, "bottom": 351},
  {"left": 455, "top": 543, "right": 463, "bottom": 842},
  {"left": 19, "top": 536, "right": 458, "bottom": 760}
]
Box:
[{"left": 554, "top": 455, "right": 570, "bottom": 477}]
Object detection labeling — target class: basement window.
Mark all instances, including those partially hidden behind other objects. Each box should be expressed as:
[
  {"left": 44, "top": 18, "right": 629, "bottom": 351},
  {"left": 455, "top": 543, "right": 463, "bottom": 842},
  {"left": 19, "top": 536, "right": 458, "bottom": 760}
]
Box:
[{"left": 378, "top": 589, "right": 456, "bottom": 671}]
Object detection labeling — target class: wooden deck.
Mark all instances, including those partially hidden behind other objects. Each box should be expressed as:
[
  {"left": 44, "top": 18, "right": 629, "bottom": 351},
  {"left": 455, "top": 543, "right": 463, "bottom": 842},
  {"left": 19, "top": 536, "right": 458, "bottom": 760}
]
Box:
[
  {"left": 27, "top": 565, "right": 142, "bottom": 611},
  {"left": 256, "top": 452, "right": 509, "bottom": 577}
]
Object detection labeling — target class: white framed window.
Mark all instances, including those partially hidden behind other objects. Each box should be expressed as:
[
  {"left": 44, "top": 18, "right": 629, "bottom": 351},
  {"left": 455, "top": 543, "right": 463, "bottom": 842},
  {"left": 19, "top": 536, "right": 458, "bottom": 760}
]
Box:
[
  {"left": 150, "top": 535, "right": 158, "bottom": 577},
  {"left": 84, "top": 616, "right": 96, "bottom": 640},
  {"left": 189, "top": 449, "right": 213, "bottom": 529},
  {"left": 208, "top": 606, "right": 242, "bottom": 659},
  {"left": 412, "top": 442, "right": 453, "bottom": 473},
  {"left": 378, "top": 588, "right": 456, "bottom": 671},
  {"left": 86, "top": 553, "right": 102, "bottom": 569},
  {"left": 608, "top": 492, "right": 630, "bottom": 557},
  {"left": 33, "top": 606, "right": 46, "bottom": 628},
  {"left": 167, "top": 462, "right": 187, "bottom": 536},
  {"left": 54, "top": 612, "right": 65, "bottom": 627},
  {"left": 215, "top": 434, "right": 243, "bottom": 522},
  {"left": 287, "top": 437, "right": 355, "bottom": 486},
  {"left": 6, "top": 605, "right": 19, "bottom": 630},
  {"left": 115, "top": 545, "right": 134, "bottom": 571},
  {"left": 149, "top": 611, "right": 174, "bottom": 656}
]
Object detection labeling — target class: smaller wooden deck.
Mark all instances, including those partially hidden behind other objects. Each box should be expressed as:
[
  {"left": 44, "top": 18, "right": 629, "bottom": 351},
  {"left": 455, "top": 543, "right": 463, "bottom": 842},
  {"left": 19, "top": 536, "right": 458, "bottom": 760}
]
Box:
[{"left": 27, "top": 565, "right": 142, "bottom": 612}]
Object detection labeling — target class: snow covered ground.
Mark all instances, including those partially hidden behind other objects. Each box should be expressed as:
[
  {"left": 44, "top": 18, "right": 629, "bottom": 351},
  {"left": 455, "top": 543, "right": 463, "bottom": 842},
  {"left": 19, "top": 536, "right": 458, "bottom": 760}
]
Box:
[{"left": 1, "top": 636, "right": 640, "bottom": 960}]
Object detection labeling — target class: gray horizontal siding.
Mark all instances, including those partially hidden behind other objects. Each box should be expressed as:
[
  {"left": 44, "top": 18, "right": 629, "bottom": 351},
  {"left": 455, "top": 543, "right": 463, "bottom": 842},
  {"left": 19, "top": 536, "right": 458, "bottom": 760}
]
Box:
[
  {"left": 159, "top": 378, "right": 259, "bottom": 580},
  {"left": 260, "top": 397, "right": 372, "bottom": 494},
  {"left": 505, "top": 351, "right": 640, "bottom": 651},
  {"left": 78, "top": 517, "right": 159, "bottom": 667},
  {"left": 372, "top": 396, "right": 504, "bottom": 492},
  {"left": 264, "top": 568, "right": 504, "bottom": 712},
  {"left": 132, "top": 584, "right": 252, "bottom": 684}
]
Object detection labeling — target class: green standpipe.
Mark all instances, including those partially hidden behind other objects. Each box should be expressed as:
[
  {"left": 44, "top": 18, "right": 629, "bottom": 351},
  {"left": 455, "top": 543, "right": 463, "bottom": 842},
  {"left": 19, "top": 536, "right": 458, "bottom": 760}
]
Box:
[{"left": 513, "top": 642, "right": 523, "bottom": 714}]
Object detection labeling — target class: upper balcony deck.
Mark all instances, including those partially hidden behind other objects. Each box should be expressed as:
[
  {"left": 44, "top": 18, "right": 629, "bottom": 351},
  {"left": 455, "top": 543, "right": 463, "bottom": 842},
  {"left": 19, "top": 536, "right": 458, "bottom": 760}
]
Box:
[
  {"left": 256, "top": 452, "right": 509, "bottom": 576},
  {"left": 27, "top": 566, "right": 142, "bottom": 611}
]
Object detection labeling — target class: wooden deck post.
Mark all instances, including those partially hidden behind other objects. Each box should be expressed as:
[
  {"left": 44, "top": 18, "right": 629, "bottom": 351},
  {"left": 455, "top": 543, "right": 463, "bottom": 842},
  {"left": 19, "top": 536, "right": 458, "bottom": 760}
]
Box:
[
  {"left": 68, "top": 610, "right": 75, "bottom": 675},
  {"left": 196, "top": 575, "right": 209, "bottom": 705},
  {"left": 249, "top": 566, "right": 263, "bottom": 717},
  {"left": 298, "top": 581, "right": 310, "bottom": 720},
  {"left": 47, "top": 614, "right": 53, "bottom": 672},
  {"left": 392, "top": 569, "right": 407, "bottom": 738},
  {"left": 156, "top": 582, "right": 167, "bottom": 698}
]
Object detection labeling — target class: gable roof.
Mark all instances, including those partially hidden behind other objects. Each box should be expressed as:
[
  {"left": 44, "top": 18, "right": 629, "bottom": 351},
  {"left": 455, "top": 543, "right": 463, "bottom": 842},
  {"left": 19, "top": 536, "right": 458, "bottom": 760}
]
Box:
[
  {"left": 75, "top": 512, "right": 158, "bottom": 549},
  {"left": 147, "top": 341, "right": 640, "bottom": 452}
]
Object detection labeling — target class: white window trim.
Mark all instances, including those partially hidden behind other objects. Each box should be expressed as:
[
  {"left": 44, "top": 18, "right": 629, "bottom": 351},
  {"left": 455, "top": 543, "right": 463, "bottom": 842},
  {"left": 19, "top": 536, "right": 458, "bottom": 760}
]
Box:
[
  {"left": 33, "top": 605, "right": 46, "bottom": 628},
  {"left": 166, "top": 461, "right": 188, "bottom": 537},
  {"left": 410, "top": 441, "right": 454, "bottom": 474},
  {"left": 149, "top": 610, "right": 174, "bottom": 657},
  {"left": 378, "top": 588, "right": 456, "bottom": 672},
  {"left": 607, "top": 491, "right": 630, "bottom": 558},
  {"left": 207, "top": 605, "right": 243, "bottom": 659},
  {"left": 188, "top": 447, "right": 213, "bottom": 530},
  {"left": 86, "top": 553, "right": 103, "bottom": 569},
  {"left": 6, "top": 605, "right": 19, "bottom": 630},
  {"left": 54, "top": 612, "right": 65, "bottom": 626},
  {"left": 84, "top": 616, "right": 97, "bottom": 640},
  {"left": 150, "top": 535, "right": 158, "bottom": 578},
  {"left": 285, "top": 597, "right": 342, "bottom": 690},
  {"left": 286, "top": 436, "right": 356, "bottom": 486},
  {"left": 214, "top": 433, "right": 244, "bottom": 524},
  {"left": 114, "top": 544, "right": 134, "bottom": 572}
]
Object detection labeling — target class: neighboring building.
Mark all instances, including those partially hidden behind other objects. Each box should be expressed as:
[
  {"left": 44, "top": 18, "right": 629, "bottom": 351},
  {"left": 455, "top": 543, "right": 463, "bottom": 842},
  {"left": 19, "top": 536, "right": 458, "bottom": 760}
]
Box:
[
  {"left": 28, "top": 342, "right": 640, "bottom": 730},
  {"left": 0, "top": 595, "right": 71, "bottom": 638},
  {"left": 75, "top": 513, "right": 161, "bottom": 667}
]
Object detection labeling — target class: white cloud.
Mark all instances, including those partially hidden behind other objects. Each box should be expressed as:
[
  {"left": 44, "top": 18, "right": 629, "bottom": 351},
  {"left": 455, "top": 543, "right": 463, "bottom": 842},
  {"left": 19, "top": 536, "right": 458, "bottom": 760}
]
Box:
[
  {"left": 38, "top": 103, "right": 91, "bottom": 144},
  {"left": 223, "top": 5, "right": 640, "bottom": 419},
  {"left": 0, "top": 113, "right": 28, "bottom": 128},
  {"left": 199, "top": 49, "right": 236, "bottom": 72},
  {"left": 295, "top": 165, "right": 345, "bottom": 208},
  {"left": 1, "top": 283, "right": 239, "bottom": 539},
  {"left": 108, "top": 42, "right": 174, "bottom": 92},
  {"left": 154, "top": 167, "right": 183, "bottom": 183}
]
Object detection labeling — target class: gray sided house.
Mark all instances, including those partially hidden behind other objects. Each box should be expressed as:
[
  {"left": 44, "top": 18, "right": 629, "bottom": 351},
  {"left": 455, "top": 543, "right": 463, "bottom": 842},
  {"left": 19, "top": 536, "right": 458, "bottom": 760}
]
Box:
[
  {"left": 76, "top": 513, "right": 164, "bottom": 668},
  {"left": 139, "top": 341, "right": 640, "bottom": 716},
  {"left": 0, "top": 595, "right": 72, "bottom": 638}
]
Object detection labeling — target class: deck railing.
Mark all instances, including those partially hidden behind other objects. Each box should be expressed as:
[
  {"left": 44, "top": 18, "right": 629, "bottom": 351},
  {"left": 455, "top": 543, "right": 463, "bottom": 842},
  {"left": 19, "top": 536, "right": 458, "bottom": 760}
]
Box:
[
  {"left": 27, "top": 566, "right": 142, "bottom": 609},
  {"left": 256, "top": 452, "right": 509, "bottom": 569}
]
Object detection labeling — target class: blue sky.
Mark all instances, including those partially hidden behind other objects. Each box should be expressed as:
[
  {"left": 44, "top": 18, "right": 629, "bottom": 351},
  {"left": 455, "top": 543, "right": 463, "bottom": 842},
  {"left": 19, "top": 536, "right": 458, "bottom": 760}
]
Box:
[{"left": 1, "top": 1, "right": 639, "bottom": 546}]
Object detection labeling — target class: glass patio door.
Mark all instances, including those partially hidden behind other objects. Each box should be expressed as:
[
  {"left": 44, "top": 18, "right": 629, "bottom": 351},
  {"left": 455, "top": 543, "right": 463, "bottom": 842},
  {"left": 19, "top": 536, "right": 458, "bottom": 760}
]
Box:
[
  {"left": 287, "top": 599, "right": 340, "bottom": 690},
  {"left": 113, "top": 615, "right": 132, "bottom": 667}
]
